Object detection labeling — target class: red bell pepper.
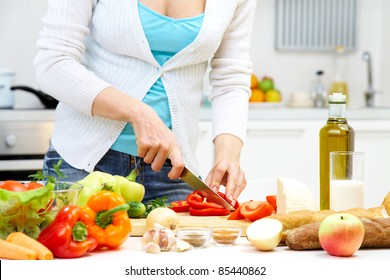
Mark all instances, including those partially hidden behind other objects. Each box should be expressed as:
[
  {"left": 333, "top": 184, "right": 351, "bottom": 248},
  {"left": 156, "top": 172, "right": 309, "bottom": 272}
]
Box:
[
  {"left": 186, "top": 191, "right": 225, "bottom": 209},
  {"left": 189, "top": 207, "right": 230, "bottom": 216},
  {"left": 169, "top": 200, "right": 189, "bottom": 212},
  {"left": 186, "top": 191, "right": 230, "bottom": 216},
  {"left": 37, "top": 205, "right": 97, "bottom": 258}
]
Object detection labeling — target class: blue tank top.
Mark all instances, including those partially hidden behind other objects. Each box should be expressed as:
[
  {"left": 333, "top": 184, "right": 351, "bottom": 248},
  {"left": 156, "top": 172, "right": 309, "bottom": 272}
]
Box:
[{"left": 111, "top": 2, "right": 204, "bottom": 156}]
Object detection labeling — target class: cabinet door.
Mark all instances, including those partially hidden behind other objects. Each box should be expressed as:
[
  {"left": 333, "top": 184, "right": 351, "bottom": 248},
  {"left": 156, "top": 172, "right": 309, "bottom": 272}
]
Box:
[
  {"left": 352, "top": 120, "right": 390, "bottom": 207},
  {"left": 240, "top": 120, "right": 321, "bottom": 200}
]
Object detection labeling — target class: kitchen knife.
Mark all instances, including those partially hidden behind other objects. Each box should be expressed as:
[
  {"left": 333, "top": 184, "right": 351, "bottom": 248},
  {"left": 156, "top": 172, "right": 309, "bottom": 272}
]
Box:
[{"left": 179, "top": 167, "right": 234, "bottom": 211}]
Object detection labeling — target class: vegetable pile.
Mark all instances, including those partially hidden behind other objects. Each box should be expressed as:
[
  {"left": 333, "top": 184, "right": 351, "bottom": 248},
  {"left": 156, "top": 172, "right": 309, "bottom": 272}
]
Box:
[{"left": 38, "top": 191, "right": 131, "bottom": 258}]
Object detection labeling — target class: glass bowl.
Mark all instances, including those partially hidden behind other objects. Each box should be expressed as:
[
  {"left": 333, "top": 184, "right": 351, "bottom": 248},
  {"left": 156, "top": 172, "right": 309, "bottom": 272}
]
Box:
[
  {"left": 50, "top": 181, "right": 83, "bottom": 215},
  {"left": 176, "top": 228, "right": 212, "bottom": 248},
  {"left": 209, "top": 225, "right": 242, "bottom": 245},
  {"left": 0, "top": 180, "right": 82, "bottom": 239}
]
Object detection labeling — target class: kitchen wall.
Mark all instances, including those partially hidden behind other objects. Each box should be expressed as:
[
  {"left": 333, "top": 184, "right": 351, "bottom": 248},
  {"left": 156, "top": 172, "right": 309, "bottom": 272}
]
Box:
[
  {"left": 251, "top": 0, "right": 389, "bottom": 107},
  {"left": 0, "top": 0, "right": 389, "bottom": 108},
  {"left": 0, "top": 0, "right": 48, "bottom": 108}
]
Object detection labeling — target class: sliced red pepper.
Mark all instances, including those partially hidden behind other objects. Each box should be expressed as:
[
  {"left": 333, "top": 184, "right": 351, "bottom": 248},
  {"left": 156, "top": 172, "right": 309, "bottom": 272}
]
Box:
[
  {"left": 186, "top": 191, "right": 225, "bottom": 209},
  {"left": 240, "top": 200, "right": 274, "bottom": 222},
  {"left": 189, "top": 207, "right": 230, "bottom": 216},
  {"left": 169, "top": 200, "right": 189, "bottom": 213},
  {"left": 227, "top": 204, "right": 245, "bottom": 220},
  {"left": 266, "top": 195, "right": 277, "bottom": 212}
]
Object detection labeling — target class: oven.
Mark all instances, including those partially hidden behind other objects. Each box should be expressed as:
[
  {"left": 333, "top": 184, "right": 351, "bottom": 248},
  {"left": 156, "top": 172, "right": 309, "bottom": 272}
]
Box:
[{"left": 0, "top": 109, "right": 55, "bottom": 181}]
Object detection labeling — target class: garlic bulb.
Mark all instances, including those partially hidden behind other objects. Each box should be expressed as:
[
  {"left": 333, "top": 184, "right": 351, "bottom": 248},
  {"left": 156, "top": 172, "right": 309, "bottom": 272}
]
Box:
[{"left": 142, "top": 224, "right": 176, "bottom": 252}]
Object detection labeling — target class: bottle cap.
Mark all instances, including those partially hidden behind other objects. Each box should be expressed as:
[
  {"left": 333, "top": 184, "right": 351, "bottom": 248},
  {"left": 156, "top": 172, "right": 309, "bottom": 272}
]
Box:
[{"left": 328, "top": 93, "right": 346, "bottom": 103}]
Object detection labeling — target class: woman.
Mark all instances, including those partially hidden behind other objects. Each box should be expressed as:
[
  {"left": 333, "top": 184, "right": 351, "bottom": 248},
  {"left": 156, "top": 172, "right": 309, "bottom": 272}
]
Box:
[{"left": 34, "top": 0, "right": 256, "bottom": 205}]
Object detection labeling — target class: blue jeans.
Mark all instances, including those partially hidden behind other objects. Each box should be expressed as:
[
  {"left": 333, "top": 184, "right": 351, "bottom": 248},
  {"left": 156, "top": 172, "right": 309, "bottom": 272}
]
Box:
[{"left": 43, "top": 144, "right": 193, "bottom": 203}]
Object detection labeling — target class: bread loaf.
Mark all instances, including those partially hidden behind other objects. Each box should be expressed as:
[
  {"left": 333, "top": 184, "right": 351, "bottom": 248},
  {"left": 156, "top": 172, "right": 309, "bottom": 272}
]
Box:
[
  {"left": 270, "top": 192, "right": 390, "bottom": 243},
  {"left": 286, "top": 218, "right": 390, "bottom": 250},
  {"left": 271, "top": 206, "right": 387, "bottom": 243}
]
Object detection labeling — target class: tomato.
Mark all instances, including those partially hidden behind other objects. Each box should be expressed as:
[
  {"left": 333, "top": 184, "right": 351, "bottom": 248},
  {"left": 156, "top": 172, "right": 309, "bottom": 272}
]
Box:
[
  {"left": 266, "top": 195, "right": 277, "bottom": 212},
  {"left": 227, "top": 204, "right": 245, "bottom": 220},
  {"left": 240, "top": 200, "right": 274, "bottom": 222},
  {"left": 0, "top": 180, "right": 28, "bottom": 192},
  {"left": 25, "top": 182, "right": 45, "bottom": 190},
  {"left": 169, "top": 200, "right": 189, "bottom": 213}
]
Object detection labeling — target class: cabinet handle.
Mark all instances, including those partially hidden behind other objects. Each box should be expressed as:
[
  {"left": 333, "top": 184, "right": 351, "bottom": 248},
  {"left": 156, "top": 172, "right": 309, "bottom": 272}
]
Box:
[{"left": 247, "top": 129, "right": 304, "bottom": 137}]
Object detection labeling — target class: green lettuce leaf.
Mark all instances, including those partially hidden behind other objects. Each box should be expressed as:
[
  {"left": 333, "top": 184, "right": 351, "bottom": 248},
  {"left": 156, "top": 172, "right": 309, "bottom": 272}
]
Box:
[{"left": 0, "top": 183, "right": 55, "bottom": 240}]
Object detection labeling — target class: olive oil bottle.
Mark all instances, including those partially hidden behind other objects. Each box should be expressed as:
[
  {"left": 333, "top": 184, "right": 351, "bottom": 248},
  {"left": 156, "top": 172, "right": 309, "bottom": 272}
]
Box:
[{"left": 319, "top": 93, "right": 354, "bottom": 210}]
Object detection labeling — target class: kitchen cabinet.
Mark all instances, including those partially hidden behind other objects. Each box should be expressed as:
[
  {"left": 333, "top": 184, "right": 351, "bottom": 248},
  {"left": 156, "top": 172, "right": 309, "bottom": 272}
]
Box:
[
  {"left": 197, "top": 109, "right": 390, "bottom": 208},
  {"left": 240, "top": 120, "right": 320, "bottom": 200}
]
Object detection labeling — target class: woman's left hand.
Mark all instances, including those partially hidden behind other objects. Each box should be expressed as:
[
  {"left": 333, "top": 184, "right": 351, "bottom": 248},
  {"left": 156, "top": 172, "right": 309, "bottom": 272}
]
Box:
[{"left": 204, "top": 134, "right": 246, "bottom": 207}]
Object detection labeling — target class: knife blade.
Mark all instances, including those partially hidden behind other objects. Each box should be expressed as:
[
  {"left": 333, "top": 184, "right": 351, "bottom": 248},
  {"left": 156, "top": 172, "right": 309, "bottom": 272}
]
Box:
[{"left": 180, "top": 167, "right": 234, "bottom": 211}]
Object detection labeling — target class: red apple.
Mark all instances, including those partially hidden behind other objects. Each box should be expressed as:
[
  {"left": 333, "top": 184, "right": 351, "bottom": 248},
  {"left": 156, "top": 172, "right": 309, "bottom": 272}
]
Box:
[{"left": 319, "top": 213, "right": 365, "bottom": 257}]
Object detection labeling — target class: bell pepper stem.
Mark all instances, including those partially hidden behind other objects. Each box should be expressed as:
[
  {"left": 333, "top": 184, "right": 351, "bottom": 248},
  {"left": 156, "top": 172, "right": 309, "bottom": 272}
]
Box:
[
  {"left": 126, "top": 168, "right": 139, "bottom": 182},
  {"left": 96, "top": 204, "right": 130, "bottom": 228},
  {"left": 72, "top": 221, "right": 89, "bottom": 242}
]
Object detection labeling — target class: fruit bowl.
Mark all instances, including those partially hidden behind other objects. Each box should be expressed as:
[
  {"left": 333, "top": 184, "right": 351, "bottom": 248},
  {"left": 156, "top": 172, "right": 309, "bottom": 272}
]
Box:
[{"left": 0, "top": 181, "right": 82, "bottom": 239}]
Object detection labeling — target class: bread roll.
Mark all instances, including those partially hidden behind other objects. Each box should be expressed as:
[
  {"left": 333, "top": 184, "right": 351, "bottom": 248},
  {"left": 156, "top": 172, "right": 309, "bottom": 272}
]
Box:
[
  {"left": 286, "top": 218, "right": 390, "bottom": 250},
  {"left": 270, "top": 191, "right": 390, "bottom": 243}
]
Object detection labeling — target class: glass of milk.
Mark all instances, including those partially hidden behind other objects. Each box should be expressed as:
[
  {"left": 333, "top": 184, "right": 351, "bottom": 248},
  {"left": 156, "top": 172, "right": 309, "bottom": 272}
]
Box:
[{"left": 330, "top": 151, "right": 365, "bottom": 211}]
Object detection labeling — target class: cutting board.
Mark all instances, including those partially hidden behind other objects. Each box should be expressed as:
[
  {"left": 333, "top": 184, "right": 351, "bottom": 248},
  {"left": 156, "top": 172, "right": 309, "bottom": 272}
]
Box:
[{"left": 130, "top": 213, "right": 251, "bottom": 236}]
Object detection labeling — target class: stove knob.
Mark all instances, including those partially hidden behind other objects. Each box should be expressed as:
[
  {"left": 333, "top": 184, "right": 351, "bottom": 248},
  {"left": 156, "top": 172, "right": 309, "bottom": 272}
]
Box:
[{"left": 5, "top": 134, "right": 17, "bottom": 147}]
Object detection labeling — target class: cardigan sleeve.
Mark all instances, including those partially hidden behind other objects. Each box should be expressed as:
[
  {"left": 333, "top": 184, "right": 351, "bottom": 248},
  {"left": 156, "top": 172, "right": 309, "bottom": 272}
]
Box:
[
  {"left": 34, "top": 0, "right": 111, "bottom": 116},
  {"left": 208, "top": 0, "right": 256, "bottom": 143}
]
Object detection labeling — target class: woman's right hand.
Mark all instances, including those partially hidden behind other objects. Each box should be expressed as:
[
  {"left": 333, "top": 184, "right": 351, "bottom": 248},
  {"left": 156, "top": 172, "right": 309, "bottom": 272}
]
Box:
[
  {"left": 131, "top": 101, "right": 184, "bottom": 179},
  {"left": 92, "top": 87, "right": 184, "bottom": 179}
]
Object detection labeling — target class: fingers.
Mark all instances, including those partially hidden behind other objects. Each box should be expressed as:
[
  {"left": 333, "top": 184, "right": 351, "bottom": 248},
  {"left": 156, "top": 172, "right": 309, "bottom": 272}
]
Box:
[
  {"left": 137, "top": 137, "right": 184, "bottom": 179},
  {"left": 167, "top": 151, "right": 185, "bottom": 179},
  {"left": 206, "top": 160, "right": 247, "bottom": 206}
]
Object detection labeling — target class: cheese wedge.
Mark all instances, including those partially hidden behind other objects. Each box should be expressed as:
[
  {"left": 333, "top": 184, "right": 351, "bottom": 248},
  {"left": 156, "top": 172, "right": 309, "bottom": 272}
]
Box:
[{"left": 276, "top": 177, "right": 318, "bottom": 214}]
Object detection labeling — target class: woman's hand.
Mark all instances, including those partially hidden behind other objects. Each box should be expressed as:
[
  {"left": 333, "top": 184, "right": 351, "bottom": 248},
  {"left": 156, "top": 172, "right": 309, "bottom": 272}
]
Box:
[
  {"left": 131, "top": 102, "right": 184, "bottom": 179},
  {"left": 92, "top": 87, "right": 184, "bottom": 179},
  {"left": 204, "top": 134, "right": 246, "bottom": 206}
]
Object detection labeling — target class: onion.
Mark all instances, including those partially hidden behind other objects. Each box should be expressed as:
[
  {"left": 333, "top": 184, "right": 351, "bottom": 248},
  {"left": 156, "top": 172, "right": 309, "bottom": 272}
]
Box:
[
  {"left": 146, "top": 207, "right": 179, "bottom": 231},
  {"left": 246, "top": 218, "right": 283, "bottom": 251}
]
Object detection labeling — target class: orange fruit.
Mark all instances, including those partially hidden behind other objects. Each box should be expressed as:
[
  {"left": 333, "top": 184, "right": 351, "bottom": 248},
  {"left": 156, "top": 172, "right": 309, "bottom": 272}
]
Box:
[
  {"left": 249, "top": 88, "right": 265, "bottom": 102},
  {"left": 250, "top": 74, "right": 259, "bottom": 89}
]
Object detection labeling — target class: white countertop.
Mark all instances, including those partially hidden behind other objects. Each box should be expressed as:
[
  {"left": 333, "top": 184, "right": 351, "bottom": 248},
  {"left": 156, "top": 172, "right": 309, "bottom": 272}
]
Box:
[
  {"left": 2, "top": 106, "right": 390, "bottom": 122},
  {"left": 3, "top": 236, "right": 389, "bottom": 279},
  {"left": 201, "top": 106, "right": 390, "bottom": 120}
]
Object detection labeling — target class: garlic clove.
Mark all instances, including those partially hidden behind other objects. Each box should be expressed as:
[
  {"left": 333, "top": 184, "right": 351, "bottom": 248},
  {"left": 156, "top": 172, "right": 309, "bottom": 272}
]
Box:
[
  {"left": 155, "top": 227, "right": 176, "bottom": 251},
  {"left": 142, "top": 228, "right": 155, "bottom": 247},
  {"left": 144, "top": 242, "right": 161, "bottom": 254},
  {"left": 175, "top": 239, "right": 192, "bottom": 252}
]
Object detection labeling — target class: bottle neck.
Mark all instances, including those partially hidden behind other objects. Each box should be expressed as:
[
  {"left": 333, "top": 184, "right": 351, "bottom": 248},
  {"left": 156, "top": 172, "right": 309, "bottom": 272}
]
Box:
[{"left": 328, "top": 102, "right": 346, "bottom": 119}]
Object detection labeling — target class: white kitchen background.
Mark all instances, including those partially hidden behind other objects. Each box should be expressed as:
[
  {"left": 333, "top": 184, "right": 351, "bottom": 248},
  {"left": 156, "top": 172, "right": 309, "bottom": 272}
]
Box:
[{"left": 1, "top": 0, "right": 390, "bottom": 108}]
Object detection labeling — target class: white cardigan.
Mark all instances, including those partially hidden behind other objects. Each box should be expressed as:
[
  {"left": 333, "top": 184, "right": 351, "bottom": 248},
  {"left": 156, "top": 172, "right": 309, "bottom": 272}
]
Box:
[{"left": 34, "top": 0, "right": 255, "bottom": 174}]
